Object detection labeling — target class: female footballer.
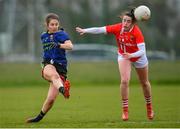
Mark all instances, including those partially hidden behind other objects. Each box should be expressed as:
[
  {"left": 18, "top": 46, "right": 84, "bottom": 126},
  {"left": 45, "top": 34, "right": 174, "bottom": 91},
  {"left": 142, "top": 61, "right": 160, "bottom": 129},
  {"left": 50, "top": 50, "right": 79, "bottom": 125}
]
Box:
[
  {"left": 76, "top": 9, "right": 154, "bottom": 121},
  {"left": 26, "top": 13, "right": 73, "bottom": 123}
]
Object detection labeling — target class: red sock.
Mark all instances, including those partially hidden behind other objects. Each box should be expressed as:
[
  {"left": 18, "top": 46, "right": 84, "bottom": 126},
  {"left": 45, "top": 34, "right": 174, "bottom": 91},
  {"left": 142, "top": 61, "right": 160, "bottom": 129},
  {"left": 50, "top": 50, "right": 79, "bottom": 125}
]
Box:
[
  {"left": 122, "top": 99, "right": 128, "bottom": 112},
  {"left": 145, "top": 96, "right": 152, "bottom": 104},
  {"left": 145, "top": 96, "right": 153, "bottom": 110}
]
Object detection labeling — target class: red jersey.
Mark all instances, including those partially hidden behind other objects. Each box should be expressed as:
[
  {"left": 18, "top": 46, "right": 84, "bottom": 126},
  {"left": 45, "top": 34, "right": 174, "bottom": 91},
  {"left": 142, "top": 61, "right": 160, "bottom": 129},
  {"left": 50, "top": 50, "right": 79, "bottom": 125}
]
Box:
[{"left": 106, "top": 23, "right": 144, "bottom": 62}]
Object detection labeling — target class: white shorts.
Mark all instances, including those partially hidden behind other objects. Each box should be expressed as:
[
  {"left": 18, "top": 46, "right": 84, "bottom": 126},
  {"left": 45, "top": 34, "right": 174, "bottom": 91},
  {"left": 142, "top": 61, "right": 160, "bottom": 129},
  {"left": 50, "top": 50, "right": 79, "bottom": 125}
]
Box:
[{"left": 118, "top": 54, "right": 148, "bottom": 68}]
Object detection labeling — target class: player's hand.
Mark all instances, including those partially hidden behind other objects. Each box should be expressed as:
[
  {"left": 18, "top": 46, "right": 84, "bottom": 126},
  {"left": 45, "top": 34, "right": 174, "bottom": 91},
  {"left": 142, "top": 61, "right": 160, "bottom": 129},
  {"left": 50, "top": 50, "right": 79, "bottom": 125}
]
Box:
[
  {"left": 122, "top": 53, "right": 132, "bottom": 59},
  {"left": 76, "top": 27, "right": 85, "bottom": 35}
]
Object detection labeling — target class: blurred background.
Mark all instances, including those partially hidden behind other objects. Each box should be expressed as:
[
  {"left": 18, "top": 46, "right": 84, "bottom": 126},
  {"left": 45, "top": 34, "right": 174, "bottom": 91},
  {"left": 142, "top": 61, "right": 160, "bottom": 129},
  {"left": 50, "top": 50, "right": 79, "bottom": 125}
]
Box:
[{"left": 0, "top": 0, "right": 180, "bottom": 62}]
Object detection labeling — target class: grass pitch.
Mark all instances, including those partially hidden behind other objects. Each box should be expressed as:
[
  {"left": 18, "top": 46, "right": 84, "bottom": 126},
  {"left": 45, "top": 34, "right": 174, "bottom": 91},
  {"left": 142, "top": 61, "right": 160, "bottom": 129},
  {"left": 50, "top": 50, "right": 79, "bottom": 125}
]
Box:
[
  {"left": 0, "top": 61, "right": 180, "bottom": 128},
  {"left": 0, "top": 85, "right": 180, "bottom": 128}
]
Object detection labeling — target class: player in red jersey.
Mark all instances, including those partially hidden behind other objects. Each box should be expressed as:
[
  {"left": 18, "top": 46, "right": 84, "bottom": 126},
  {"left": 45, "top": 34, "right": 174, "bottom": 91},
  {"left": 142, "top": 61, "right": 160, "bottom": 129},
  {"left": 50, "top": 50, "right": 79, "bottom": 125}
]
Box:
[{"left": 76, "top": 8, "right": 154, "bottom": 121}]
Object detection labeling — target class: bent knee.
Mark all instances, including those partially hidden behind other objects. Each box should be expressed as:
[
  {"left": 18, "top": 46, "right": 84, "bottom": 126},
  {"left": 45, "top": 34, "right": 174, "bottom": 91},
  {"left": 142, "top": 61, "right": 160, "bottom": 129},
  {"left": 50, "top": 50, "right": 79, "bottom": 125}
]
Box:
[
  {"left": 51, "top": 74, "right": 60, "bottom": 80},
  {"left": 43, "top": 73, "right": 60, "bottom": 82}
]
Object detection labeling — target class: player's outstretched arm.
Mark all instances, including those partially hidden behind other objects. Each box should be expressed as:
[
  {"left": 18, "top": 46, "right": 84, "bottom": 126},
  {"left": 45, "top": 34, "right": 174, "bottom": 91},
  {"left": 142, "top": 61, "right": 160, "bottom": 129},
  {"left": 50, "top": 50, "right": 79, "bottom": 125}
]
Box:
[{"left": 76, "top": 26, "right": 106, "bottom": 35}]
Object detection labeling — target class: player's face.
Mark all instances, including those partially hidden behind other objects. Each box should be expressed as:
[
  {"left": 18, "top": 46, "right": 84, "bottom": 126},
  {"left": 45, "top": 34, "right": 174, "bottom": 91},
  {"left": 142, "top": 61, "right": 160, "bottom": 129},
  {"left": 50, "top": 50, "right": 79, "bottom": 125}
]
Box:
[
  {"left": 47, "top": 19, "right": 59, "bottom": 33},
  {"left": 122, "top": 15, "right": 133, "bottom": 31}
]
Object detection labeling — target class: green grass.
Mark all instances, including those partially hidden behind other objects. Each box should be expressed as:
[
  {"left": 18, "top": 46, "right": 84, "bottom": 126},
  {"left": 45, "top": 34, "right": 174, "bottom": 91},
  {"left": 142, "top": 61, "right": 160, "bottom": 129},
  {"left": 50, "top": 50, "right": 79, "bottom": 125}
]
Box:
[
  {"left": 0, "top": 61, "right": 180, "bottom": 87},
  {"left": 0, "top": 85, "right": 180, "bottom": 128},
  {"left": 0, "top": 61, "right": 180, "bottom": 127}
]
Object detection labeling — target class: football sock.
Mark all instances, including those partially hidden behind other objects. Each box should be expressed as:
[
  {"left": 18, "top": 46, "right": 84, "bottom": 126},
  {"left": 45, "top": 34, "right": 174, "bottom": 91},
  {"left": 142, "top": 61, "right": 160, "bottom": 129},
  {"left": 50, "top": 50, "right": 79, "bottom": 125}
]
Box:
[
  {"left": 145, "top": 96, "right": 153, "bottom": 111},
  {"left": 145, "top": 96, "right": 152, "bottom": 104},
  {"left": 122, "top": 99, "right": 128, "bottom": 112},
  {"left": 59, "top": 86, "right": 65, "bottom": 94},
  {"left": 27, "top": 111, "right": 45, "bottom": 123}
]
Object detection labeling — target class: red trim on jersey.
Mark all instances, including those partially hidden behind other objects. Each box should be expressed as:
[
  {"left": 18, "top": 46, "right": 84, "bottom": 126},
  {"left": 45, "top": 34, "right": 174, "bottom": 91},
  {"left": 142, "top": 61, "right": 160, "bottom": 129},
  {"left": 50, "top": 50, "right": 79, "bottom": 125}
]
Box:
[{"left": 106, "top": 23, "right": 144, "bottom": 62}]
